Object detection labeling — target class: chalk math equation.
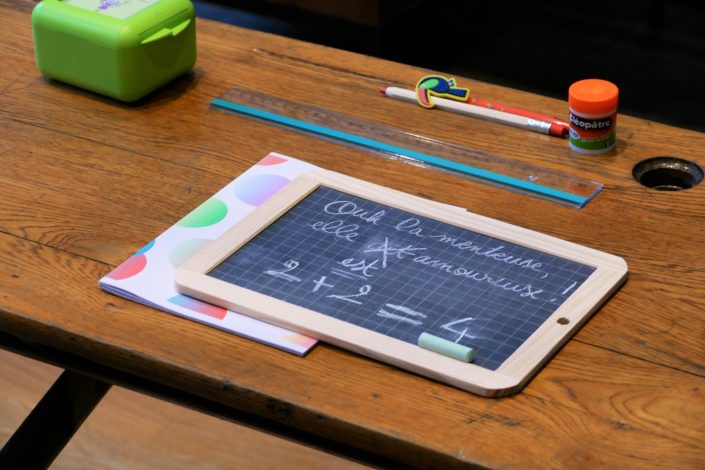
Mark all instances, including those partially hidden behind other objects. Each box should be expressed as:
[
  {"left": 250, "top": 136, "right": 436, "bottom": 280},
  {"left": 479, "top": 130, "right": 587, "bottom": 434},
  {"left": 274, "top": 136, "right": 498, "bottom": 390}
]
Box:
[{"left": 208, "top": 187, "right": 595, "bottom": 370}]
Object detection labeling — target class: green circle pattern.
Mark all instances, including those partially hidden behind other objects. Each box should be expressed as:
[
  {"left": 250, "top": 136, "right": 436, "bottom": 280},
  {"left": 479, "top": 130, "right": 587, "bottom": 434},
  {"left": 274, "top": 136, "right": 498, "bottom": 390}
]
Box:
[{"left": 177, "top": 198, "right": 228, "bottom": 228}]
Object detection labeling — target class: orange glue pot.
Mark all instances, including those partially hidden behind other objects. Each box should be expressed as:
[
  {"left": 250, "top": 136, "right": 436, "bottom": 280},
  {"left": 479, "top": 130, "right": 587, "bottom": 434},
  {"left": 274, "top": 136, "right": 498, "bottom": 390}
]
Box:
[{"left": 568, "top": 79, "right": 619, "bottom": 154}]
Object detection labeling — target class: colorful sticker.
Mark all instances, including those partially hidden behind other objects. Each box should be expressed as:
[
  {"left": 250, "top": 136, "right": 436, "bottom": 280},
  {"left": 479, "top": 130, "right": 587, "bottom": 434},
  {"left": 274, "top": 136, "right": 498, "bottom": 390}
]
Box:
[
  {"left": 416, "top": 75, "right": 469, "bottom": 109},
  {"left": 64, "top": 0, "right": 159, "bottom": 20}
]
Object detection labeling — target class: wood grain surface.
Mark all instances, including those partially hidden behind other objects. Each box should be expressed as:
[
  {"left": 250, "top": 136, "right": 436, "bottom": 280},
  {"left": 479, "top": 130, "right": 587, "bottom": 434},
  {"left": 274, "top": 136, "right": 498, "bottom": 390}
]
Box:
[
  {"left": 0, "top": 0, "right": 703, "bottom": 467},
  {"left": 0, "top": 349, "right": 370, "bottom": 469}
]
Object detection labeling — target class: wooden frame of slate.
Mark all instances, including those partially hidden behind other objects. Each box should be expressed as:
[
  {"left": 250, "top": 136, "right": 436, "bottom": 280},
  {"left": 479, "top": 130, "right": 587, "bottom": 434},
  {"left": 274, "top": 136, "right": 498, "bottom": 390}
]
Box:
[{"left": 175, "top": 170, "right": 628, "bottom": 397}]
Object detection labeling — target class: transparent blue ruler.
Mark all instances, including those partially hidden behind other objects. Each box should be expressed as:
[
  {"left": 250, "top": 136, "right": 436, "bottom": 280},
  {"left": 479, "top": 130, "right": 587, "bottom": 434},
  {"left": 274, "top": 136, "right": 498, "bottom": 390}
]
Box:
[{"left": 211, "top": 88, "right": 603, "bottom": 208}]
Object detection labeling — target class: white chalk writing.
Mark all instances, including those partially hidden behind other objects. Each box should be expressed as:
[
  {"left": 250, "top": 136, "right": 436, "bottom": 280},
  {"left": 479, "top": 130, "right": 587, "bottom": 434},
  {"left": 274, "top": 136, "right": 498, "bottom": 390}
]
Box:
[
  {"left": 384, "top": 303, "right": 427, "bottom": 318},
  {"left": 327, "top": 284, "right": 371, "bottom": 304},
  {"left": 308, "top": 219, "right": 360, "bottom": 241},
  {"left": 264, "top": 259, "right": 301, "bottom": 282},
  {"left": 411, "top": 255, "right": 544, "bottom": 299},
  {"left": 428, "top": 234, "right": 544, "bottom": 272},
  {"left": 364, "top": 237, "right": 426, "bottom": 268},
  {"left": 338, "top": 258, "right": 380, "bottom": 278},
  {"left": 324, "top": 200, "right": 386, "bottom": 225},
  {"left": 376, "top": 310, "right": 423, "bottom": 325},
  {"left": 311, "top": 275, "right": 334, "bottom": 292}
]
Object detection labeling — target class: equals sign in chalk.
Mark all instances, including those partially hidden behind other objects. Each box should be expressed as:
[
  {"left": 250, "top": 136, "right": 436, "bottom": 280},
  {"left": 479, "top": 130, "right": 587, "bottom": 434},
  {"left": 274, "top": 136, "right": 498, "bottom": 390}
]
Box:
[{"left": 418, "top": 332, "right": 476, "bottom": 363}]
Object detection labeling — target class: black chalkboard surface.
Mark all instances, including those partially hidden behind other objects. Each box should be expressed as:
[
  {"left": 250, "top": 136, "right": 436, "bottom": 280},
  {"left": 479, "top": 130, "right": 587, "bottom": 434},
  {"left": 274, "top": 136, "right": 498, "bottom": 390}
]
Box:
[
  {"left": 176, "top": 170, "right": 627, "bottom": 396},
  {"left": 208, "top": 186, "right": 594, "bottom": 370}
]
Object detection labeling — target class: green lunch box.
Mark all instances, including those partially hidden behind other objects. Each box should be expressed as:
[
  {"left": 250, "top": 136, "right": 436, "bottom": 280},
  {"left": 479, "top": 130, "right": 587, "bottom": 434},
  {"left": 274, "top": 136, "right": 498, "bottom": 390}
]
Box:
[{"left": 32, "top": 0, "right": 196, "bottom": 102}]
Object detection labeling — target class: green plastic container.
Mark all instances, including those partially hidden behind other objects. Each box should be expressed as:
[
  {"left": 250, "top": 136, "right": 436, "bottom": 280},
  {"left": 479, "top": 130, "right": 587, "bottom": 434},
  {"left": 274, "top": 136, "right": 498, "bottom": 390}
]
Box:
[{"left": 32, "top": 0, "right": 196, "bottom": 102}]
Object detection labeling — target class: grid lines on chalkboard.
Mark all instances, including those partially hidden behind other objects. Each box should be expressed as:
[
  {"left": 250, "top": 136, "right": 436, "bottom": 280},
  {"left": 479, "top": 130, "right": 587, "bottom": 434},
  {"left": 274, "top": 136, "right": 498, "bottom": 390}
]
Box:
[{"left": 208, "top": 187, "right": 595, "bottom": 370}]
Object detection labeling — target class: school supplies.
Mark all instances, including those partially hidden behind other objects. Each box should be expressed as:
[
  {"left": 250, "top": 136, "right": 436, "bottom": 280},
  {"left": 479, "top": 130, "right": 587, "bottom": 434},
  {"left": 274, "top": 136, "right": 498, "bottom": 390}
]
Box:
[
  {"left": 211, "top": 88, "right": 603, "bottom": 208},
  {"left": 467, "top": 96, "right": 570, "bottom": 137},
  {"left": 99, "top": 153, "right": 465, "bottom": 355},
  {"left": 176, "top": 170, "right": 628, "bottom": 396},
  {"left": 409, "top": 76, "right": 569, "bottom": 137},
  {"left": 99, "top": 154, "right": 320, "bottom": 355},
  {"left": 382, "top": 86, "right": 567, "bottom": 137},
  {"left": 32, "top": 0, "right": 196, "bottom": 102},
  {"left": 568, "top": 79, "right": 619, "bottom": 153},
  {"left": 415, "top": 75, "right": 470, "bottom": 107}
]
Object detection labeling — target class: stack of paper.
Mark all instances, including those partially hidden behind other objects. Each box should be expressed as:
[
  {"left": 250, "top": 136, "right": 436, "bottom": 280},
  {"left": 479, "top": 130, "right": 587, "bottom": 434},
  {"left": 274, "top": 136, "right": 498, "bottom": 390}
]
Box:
[{"left": 99, "top": 153, "right": 319, "bottom": 355}]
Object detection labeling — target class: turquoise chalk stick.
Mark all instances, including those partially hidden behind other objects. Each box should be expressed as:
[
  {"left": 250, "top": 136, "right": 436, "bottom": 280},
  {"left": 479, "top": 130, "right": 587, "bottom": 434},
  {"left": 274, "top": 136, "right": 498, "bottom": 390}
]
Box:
[{"left": 418, "top": 332, "right": 475, "bottom": 363}]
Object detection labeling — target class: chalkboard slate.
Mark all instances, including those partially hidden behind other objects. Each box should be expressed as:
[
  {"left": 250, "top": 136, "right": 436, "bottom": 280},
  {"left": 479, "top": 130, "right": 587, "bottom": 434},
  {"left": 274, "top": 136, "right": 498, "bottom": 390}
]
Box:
[
  {"left": 176, "top": 170, "right": 627, "bottom": 396},
  {"left": 208, "top": 186, "right": 595, "bottom": 370}
]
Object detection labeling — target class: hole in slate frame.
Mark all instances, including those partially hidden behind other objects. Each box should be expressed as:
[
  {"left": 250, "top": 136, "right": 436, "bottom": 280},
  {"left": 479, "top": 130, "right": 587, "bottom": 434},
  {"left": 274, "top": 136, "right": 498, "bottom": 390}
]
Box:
[
  {"left": 557, "top": 318, "right": 570, "bottom": 325},
  {"left": 633, "top": 157, "right": 703, "bottom": 191}
]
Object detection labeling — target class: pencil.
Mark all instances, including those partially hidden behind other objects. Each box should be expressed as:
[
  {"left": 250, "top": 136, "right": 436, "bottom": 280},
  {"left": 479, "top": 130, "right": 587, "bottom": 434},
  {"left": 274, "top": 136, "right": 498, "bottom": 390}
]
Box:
[
  {"left": 380, "top": 86, "right": 568, "bottom": 138},
  {"left": 467, "top": 96, "right": 569, "bottom": 137}
]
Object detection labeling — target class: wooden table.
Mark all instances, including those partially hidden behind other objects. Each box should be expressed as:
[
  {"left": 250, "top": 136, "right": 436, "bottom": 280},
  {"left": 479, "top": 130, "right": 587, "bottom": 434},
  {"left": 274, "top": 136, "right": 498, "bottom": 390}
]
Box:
[{"left": 1, "top": 0, "right": 704, "bottom": 467}]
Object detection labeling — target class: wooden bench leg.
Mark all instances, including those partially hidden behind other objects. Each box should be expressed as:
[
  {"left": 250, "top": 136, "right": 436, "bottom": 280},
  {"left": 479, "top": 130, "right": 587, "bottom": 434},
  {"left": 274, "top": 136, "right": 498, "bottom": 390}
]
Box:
[{"left": 0, "top": 370, "right": 111, "bottom": 470}]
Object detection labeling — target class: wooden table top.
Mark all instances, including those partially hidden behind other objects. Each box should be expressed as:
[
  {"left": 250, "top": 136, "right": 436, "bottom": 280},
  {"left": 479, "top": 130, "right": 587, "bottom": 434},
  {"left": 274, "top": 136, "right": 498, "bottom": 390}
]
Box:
[{"left": 1, "top": 0, "right": 704, "bottom": 467}]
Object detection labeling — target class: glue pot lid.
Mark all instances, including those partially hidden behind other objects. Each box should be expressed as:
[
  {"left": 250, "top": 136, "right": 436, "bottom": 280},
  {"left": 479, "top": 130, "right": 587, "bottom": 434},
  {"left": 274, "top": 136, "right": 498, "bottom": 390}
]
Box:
[{"left": 569, "top": 79, "right": 619, "bottom": 115}]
